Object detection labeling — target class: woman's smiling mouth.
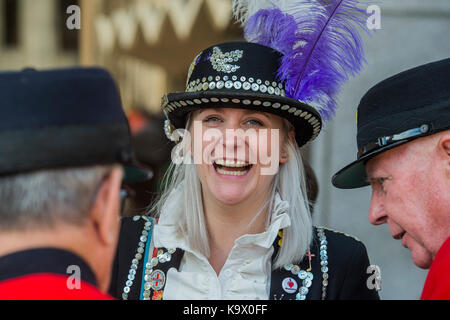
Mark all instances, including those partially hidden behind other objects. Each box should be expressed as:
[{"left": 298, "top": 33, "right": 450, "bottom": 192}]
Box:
[{"left": 212, "top": 159, "right": 253, "bottom": 177}]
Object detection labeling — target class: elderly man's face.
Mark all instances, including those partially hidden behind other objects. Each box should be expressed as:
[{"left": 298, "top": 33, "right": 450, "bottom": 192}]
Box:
[{"left": 365, "top": 134, "right": 450, "bottom": 269}]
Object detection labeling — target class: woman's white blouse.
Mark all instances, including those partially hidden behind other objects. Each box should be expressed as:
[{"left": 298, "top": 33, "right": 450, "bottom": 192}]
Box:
[{"left": 153, "top": 193, "right": 291, "bottom": 300}]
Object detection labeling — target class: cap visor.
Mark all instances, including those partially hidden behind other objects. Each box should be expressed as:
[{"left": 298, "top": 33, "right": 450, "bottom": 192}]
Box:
[
  {"left": 332, "top": 140, "right": 409, "bottom": 189},
  {"left": 332, "top": 159, "right": 369, "bottom": 189}
]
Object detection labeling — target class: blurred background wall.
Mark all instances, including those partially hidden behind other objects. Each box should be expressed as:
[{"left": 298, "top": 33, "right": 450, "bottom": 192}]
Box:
[
  {"left": 0, "top": 0, "right": 79, "bottom": 68},
  {"left": 0, "top": 0, "right": 449, "bottom": 299}
]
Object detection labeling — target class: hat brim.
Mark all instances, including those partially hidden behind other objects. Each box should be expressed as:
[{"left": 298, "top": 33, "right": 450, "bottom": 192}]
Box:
[
  {"left": 331, "top": 140, "right": 409, "bottom": 189},
  {"left": 163, "top": 90, "right": 322, "bottom": 148}
]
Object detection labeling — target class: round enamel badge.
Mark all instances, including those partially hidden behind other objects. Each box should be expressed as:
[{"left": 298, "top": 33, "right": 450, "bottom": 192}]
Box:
[
  {"left": 150, "top": 269, "right": 165, "bottom": 291},
  {"left": 282, "top": 277, "right": 298, "bottom": 294}
]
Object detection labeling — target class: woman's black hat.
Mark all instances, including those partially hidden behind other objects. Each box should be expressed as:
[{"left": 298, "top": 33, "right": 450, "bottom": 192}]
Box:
[{"left": 161, "top": 42, "right": 323, "bottom": 148}]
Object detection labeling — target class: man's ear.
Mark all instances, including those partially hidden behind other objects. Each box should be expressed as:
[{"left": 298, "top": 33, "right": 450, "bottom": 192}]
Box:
[
  {"left": 437, "top": 132, "right": 450, "bottom": 179},
  {"left": 90, "top": 167, "right": 123, "bottom": 246}
]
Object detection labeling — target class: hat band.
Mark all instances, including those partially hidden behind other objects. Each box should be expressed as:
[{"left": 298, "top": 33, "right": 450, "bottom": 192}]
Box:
[
  {"left": 162, "top": 95, "right": 321, "bottom": 129},
  {"left": 186, "top": 74, "right": 286, "bottom": 97},
  {"left": 357, "top": 124, "right": 431, "bottom": 158}
]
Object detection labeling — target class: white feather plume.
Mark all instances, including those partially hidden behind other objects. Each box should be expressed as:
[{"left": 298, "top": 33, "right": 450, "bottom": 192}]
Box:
[{"left": 232, "top": 0, "right": 277, "bottom": 26}]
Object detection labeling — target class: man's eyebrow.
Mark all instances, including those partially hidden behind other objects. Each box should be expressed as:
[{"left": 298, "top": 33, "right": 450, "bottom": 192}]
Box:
[
  {"left": 366, "top": 175, "right": 392, "bottom": 184},
  {"left": 365, "top": 176, "right": 374, "bottom": 184},
  {"left": 365, "top": 171, "right": 381, "bottom": 182}
]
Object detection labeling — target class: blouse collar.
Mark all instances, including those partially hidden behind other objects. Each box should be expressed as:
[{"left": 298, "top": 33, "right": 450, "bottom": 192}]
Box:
[{"left": 154, "top": 187, "right": 291, "bottom": 256}]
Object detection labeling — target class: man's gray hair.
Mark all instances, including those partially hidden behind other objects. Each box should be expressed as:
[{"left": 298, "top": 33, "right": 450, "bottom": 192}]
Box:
[{"left": 0, "top": 165, "right": 116, "bottom": 231}]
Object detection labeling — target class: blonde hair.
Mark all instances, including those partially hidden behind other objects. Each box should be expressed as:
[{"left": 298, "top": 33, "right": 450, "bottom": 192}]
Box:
[{"left": 149, "top": 116, "right": 313, "bottom": 269}]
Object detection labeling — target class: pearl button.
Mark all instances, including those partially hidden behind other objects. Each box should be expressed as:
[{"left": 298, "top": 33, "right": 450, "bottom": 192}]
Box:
[{"left": 224, "top": 269, "right": 233, "bottom": 278}]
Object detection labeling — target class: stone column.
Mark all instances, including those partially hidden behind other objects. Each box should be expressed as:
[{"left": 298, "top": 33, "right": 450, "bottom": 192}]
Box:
[
  {"left": 309, "top": 0, "right": 450, "bottom": 299},
  {"left": 80, "top": 0, "right": 97, "bottom": 66},
  {"left": 18, "top": 0, "right": 58, "bottom": 67}
]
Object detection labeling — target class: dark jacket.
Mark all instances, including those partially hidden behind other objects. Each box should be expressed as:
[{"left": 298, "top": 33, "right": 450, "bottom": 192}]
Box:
[{"left": 109, "top": 216, "right": 380, "bottom": 300}]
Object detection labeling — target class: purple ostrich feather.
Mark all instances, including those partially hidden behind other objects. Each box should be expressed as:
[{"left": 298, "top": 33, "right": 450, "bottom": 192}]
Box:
[{"left": 244, "top": 0, "right": 370, "bottom": 120}]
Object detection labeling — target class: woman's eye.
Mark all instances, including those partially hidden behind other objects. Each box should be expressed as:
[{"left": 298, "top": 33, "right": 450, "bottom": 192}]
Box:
[
  {"left": 245, "top": 119, "right": 264, "bottom": 126},
  {"left": 203, "top": 116, "right": 222, "bottom": 123}
]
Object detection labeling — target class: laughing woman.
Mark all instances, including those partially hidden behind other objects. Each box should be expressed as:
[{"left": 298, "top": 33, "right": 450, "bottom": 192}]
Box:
[{"left": 109, "top": 1, "right": 380, "bottom": 300}]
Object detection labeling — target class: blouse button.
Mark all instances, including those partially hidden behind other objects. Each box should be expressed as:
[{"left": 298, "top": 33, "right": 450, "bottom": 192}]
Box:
[{"left": 224, "top": 269, "right": 233, "bottom": 278}]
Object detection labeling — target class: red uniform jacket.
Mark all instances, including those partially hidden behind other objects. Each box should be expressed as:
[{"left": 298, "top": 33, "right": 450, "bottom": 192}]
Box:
[
  {"left": 0, "top": 248, "right": 114, "bottom": 300},
  {"left": 421, "top": 237, "right": 450, "bottom": 300}
]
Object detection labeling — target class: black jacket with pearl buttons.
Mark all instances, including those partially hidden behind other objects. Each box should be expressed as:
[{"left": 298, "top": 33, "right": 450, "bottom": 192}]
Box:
[{"left": 109, "top": 216, "right": 380, "bottom": 300}]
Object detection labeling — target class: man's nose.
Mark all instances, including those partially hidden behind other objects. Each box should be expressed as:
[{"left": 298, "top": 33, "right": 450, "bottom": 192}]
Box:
[{"left": 368, "top": 193, "right": 388, "bottom": 226}]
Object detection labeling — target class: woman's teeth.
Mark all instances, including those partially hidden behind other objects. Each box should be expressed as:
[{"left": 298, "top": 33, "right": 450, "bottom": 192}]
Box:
[
  {"left": 216, "top": 167, "right": 249, "bottom": 176},
  {"left": 214, "top": 159, "right": 251, "bottom": 176},
  {"left": 214, "top": 159, "right": 248, "bottom": 167}
]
